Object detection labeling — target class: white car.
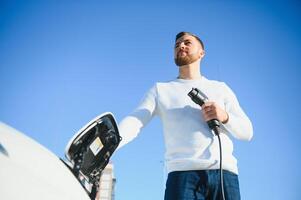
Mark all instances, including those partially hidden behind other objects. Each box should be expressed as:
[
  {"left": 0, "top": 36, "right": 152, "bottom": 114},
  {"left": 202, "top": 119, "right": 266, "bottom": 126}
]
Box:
[{"left": 0, "top": 112, "right": 121, "bottom": 200}]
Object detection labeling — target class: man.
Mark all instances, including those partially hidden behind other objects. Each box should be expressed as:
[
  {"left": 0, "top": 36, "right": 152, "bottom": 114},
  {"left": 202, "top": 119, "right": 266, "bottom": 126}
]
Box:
[{"left": 118, "top": 32, "right": 253, "bottom": 200}]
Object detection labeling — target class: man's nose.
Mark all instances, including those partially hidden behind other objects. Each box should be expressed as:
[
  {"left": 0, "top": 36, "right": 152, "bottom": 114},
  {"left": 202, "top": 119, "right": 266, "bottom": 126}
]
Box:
[{"left": 179, "top": 42, "right": 186, "bottom": 49}]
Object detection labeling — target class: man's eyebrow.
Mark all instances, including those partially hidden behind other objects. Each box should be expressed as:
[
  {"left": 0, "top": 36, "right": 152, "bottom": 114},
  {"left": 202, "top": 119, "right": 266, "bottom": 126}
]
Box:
[{"left": 175, "top": 39, "right": 193, "bottom": 45}]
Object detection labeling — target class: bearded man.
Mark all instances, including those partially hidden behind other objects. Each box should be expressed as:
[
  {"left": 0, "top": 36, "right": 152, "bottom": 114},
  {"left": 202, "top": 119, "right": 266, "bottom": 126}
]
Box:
[{"left": 117, "top": 32, "right": 253, "bottom": 200}]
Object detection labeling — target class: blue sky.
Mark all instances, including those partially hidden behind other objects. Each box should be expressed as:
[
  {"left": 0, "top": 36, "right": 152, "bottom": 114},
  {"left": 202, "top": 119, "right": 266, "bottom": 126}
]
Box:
[{"left": 1, "top": 0, "right": 301, "bottom": 199}]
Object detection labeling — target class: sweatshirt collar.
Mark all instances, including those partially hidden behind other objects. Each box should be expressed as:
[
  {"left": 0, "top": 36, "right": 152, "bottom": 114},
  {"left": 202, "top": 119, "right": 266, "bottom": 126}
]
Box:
[{"left": 176, "top": 76, "right": 205, "bottom": 83}]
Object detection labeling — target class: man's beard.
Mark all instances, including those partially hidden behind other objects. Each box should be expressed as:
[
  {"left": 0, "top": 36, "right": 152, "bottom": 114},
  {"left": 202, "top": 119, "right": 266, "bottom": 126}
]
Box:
[{"left": 174, "top": 52, "right": 199, "bottom": 67}]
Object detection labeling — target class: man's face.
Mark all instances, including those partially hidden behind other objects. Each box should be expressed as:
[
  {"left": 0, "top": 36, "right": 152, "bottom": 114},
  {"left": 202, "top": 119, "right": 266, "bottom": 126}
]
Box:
[{"left": 174, "top": 35, "right": 204, "bottom": 66}]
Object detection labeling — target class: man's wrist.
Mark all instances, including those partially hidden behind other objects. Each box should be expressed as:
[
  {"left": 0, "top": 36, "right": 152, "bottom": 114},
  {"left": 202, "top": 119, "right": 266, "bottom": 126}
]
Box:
[{"left": 222, "top": 112, "right": 229, "bottom": 124}]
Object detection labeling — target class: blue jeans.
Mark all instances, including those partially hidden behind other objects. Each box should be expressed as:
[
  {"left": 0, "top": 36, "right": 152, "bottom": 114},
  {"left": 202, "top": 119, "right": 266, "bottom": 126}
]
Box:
[{"left": 164, "top": 170, "right": 241, "bottom": 200}]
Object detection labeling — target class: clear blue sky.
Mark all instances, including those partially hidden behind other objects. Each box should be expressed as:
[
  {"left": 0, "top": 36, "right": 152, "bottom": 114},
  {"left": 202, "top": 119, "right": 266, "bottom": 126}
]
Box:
[{"left": 1, "top": 0, "right": 301, "bottom": 199}]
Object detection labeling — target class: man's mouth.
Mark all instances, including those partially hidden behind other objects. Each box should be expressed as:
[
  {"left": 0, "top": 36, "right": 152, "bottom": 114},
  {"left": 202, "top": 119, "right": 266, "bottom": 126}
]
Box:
[{"left": 178, "top": 51, "right": 187, "bottom": 57}]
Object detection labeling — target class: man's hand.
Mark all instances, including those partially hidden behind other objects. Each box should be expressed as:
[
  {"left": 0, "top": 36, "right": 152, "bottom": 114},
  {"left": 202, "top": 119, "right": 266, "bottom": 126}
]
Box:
[{"left": 201, "top": 102, "right": 229, "bottom": 124}]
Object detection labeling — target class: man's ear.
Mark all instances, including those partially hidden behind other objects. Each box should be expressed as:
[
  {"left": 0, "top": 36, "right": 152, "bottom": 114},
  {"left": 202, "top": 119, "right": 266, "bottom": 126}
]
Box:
[{"left": 199, "top": 50, "right": 205, "bottom": 58}]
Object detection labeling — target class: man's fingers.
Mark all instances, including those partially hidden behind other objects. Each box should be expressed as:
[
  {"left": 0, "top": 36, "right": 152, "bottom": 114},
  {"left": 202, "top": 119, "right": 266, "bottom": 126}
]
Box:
[
  {"left": 203, "top": 110, "right": 217, "bottom": 116},
  {"left": 202, "top": 102, "right": 216, "bottom": 110},
  {"left": 203, "top": 113, "right": 217, "bottom": 121},
  {"left": 202, "top": 102, "right": 218, "bottom": 121},
  {"left": 202, "top": 105, "right": 217, "bottom": 113},
  {"left": 203, "top": 110, "right": 217, "bottom": 121},
  {"left": 201, "top": 101, "right": 228, "bottom": 123},
  {"left": 202, "top": 102, "right": 214, "bottom": 108},
  {"left": 203, "top": 107, "right": 216, "bottom": 113}
]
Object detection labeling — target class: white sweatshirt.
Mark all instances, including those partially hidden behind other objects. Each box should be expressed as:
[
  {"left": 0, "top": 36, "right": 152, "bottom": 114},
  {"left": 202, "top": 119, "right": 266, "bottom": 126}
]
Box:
[{"left": 118, "top": 76, "right": 253, "bottom": 174}]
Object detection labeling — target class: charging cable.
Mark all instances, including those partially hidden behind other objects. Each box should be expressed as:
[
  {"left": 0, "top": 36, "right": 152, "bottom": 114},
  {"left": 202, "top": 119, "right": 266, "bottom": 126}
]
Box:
[{"left": 188, "top": 88, "right": 226, "bottom": 200}]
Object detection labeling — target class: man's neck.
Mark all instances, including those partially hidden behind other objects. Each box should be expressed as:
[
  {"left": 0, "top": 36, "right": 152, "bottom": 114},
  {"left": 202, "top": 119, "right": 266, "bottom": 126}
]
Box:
[{"left": 178, "top": 62, "right": 201, "bottom": 80}]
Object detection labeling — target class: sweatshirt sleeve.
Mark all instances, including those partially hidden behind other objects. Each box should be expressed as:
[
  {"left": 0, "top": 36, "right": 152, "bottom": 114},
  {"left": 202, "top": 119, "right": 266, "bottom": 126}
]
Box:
[
  {"left": 221, "top": 83, "right": 253, "bottom": 141},
  {"left": 117, "top": 85, "right": 158, "bottom": 149}
]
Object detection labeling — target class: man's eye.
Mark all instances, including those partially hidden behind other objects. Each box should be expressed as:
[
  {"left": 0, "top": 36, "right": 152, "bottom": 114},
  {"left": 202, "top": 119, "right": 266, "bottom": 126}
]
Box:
[{"left": 185, "top": 42, "right": 191, "bottom": 45}]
